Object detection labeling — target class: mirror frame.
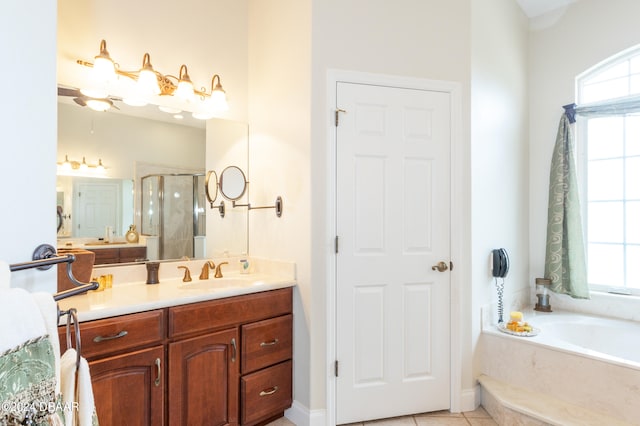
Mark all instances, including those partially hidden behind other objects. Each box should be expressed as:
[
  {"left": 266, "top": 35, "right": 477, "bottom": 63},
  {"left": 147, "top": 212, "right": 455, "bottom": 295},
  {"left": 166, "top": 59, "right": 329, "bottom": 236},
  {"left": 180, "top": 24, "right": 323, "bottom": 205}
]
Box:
[
  {"left": 205, "top": 170, "right": 219, "bottom": 207},
  {"left": 219, "top": 165, "right": 247, "bottom": 201}
]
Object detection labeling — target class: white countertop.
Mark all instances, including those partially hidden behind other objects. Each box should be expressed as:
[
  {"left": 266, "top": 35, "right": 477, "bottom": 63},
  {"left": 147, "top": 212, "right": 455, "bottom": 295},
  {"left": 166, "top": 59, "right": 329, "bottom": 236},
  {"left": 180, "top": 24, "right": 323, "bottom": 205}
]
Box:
[
  {"left": 57, "top": 257, "right": 296, "bottom": 323},
  {"left": 58, "top": 273, "right": 295, "bottom": 323}
]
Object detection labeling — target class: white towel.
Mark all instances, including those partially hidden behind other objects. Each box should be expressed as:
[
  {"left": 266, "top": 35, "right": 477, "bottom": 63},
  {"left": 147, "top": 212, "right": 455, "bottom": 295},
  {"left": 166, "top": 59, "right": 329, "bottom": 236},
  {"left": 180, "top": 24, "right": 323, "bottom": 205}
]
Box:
[
  {"left": 60, "top": 349, "right": 97, "bottom": 426},
  {"left": 0, "top": 288, "right": 46, "bottom": 353}
]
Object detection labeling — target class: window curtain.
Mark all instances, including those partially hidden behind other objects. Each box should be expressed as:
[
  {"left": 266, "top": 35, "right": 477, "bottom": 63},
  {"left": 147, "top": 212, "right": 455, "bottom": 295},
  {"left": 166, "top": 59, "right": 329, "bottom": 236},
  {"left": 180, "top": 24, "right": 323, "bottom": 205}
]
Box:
[{"left": 544, "top": 112, "right": 589, "bottom": 299}]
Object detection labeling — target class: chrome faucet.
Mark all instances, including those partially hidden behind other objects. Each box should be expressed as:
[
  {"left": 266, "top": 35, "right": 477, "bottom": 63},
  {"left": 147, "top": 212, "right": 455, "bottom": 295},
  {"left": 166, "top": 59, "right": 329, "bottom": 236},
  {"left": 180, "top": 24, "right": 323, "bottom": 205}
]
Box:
[
  {"left": 214, "top": 262, "right": 229, "bottom": 278},
  {"left": 199, "top": 260, "right": 216, "bottom": 280}
]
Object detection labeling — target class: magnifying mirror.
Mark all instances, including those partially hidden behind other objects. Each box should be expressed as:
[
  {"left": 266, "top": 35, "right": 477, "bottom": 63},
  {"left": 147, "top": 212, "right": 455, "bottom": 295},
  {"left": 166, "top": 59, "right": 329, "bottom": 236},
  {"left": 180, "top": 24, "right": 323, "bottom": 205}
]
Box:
[
  {"left": 204, "top": 170, "right": 218, "bottom": 207},
  {"left": 219, "top": 166, "right": 247, "bottom": 201}
]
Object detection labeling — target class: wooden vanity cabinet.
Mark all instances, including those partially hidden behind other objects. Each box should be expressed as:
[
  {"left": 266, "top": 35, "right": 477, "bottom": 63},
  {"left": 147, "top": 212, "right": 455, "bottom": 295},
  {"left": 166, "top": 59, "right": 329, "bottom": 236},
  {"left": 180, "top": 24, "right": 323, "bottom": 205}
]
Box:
[
  {"left": 58, "top": 309, "right": 166, "bottom": 426},
  {"left": 60, "top": 287, "right": 293, "bottom": 426},
  {"left": 167, "top": 287, "right": 293, "bottom": 426}
]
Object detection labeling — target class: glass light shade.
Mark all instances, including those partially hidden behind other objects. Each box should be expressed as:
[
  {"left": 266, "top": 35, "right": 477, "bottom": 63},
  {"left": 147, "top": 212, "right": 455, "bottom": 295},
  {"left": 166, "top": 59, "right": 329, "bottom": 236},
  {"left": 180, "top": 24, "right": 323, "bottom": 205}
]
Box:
[
  {"left": 93, "top": 56, "right": 116, "bottom": 82},
  {"left": 85, "top": 98, "right": 112, "bottom": 112},
  {"left": 174, "top": 80, "right": 195, "bottom": 101},
  {"left": 96, "top": 159, "right": 105, "bottom": 172},
  {"left": 137, "top": 69, "right": 161, "bottom": 96},
  {"left": 158, "top": 105, "right": 182, "bottom": 114},
  {"left": 80, "top": 86, "right": 109, "bottom": 99},
  {"left": 79, "top": 157, "right": 89, "bottom": 171},
  {"left": 122, "top": 96, "right": 148, "bottom": 107},
  {"left": 210, "top": 90, "right": 229, "bottom": 111},
  {"left": 61, "top": 155, "right": 72, "bottom": 171},
  {"left": 192, "top": 110, "right": 215, "bottom": 120}
]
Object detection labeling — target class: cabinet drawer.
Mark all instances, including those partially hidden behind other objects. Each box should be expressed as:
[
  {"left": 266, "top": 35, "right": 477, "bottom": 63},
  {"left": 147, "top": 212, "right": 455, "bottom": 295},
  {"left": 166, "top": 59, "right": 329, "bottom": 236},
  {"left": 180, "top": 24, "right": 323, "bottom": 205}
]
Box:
[
  {"left": 119, "top": 246, "right": 147, "bottom": 263},
  {"left": 241, "top": 360, "right": 292, "bottom": 425},
  {"left": 242, "top": 314, "right": 292, "bottom": 374},
  {"left": 89, "top": 248, "right": 118, "bottom": 265},
  {"left": 60, "top": 309, "right": 165, "bottom": 360},
  {"left": 169, "top": 288, "right": 292, "bottom": 339}
]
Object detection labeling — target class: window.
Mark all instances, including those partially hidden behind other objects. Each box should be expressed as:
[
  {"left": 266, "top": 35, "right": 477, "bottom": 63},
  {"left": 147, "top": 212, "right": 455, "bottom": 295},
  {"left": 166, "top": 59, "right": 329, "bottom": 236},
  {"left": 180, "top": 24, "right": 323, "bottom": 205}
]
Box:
[{"left": 577, "top": 46, "right": 640, "bottom": 295}]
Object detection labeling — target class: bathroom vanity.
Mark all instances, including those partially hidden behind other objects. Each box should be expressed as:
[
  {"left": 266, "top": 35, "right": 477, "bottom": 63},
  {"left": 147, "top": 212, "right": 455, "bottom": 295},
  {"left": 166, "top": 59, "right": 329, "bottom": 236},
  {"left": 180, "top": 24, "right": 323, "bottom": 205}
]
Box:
[{"left": 57, "top": 261, "right": 295, "bottom": 426}]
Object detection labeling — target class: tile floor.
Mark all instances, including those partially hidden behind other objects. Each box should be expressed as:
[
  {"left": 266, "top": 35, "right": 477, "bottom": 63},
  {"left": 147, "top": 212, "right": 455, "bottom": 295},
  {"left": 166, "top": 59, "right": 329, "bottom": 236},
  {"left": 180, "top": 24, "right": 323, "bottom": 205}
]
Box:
[{"left": 266, "top": 407, "right": 498, "bottom": 426}]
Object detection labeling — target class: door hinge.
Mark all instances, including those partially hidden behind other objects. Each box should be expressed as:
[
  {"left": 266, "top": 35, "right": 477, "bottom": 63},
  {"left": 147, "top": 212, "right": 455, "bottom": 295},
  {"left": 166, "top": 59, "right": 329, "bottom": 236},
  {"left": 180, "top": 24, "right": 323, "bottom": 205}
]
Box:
[
  {"left": 335, "top": 236, "right": 339, "bottom": 254},
  {"left": 335, "top": 108, "right": 346, "bottom": 126},
  {"left": 334, "top": 360, "right": 339, "bottom": 377}
]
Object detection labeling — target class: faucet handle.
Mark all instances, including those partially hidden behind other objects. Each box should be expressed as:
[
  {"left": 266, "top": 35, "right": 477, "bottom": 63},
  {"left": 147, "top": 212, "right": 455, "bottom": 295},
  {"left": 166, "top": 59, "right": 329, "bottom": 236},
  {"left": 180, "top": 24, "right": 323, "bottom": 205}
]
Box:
[
  {"left": 214, "top": 262, "right": 229, "bottom": 278},
  {"left": 178, "top": 266, "right": 192, "bottom": 282}
]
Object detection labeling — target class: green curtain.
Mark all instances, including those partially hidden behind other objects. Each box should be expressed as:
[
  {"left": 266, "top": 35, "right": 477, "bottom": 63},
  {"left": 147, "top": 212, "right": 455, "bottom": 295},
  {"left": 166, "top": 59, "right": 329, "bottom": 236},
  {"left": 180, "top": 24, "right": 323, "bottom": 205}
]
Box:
[{"left": 544, "top": 113, "right": 589, "bottom": 299}]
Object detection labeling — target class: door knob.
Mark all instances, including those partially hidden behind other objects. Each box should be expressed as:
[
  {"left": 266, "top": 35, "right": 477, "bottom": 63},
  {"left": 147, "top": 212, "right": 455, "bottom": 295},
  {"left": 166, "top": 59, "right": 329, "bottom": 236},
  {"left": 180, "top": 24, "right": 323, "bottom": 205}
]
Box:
[{"left": 432, "top": 261, "right": 449, "bottom": 272}]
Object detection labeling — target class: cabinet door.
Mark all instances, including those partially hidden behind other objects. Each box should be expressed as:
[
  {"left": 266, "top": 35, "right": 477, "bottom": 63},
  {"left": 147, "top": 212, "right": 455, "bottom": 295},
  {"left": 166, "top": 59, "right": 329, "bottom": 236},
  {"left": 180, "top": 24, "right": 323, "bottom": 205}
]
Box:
[
  {"left": 89, "top": 345, "right": 164, "bottom": 426},
  {"left": 169, "top": 328, "right": 239, "bottom": 426}
]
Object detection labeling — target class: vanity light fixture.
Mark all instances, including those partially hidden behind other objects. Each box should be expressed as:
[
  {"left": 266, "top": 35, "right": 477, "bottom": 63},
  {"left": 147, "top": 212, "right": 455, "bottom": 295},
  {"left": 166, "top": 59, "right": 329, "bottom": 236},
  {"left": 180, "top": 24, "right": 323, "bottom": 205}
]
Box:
[{"left": 77, "top": 40, "right": 229, "bottom": 117}]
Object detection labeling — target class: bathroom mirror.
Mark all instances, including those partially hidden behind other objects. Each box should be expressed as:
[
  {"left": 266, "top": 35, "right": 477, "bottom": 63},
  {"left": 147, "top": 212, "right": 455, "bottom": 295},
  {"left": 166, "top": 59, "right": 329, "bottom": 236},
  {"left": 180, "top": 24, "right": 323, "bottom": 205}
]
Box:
[
  {"left": 57, "top": 97, "right": 249, "bottom": 264},
  {"left": 219, "top": 166, "right": 248, "bottom": 201}
]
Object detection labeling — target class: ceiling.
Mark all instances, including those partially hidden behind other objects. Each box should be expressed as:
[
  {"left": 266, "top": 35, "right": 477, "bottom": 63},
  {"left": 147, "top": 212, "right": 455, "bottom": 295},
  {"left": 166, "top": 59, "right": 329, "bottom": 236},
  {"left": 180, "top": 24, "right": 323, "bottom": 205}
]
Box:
[{"left": 516, "top": 0, "right": 578, "bottom": 18}]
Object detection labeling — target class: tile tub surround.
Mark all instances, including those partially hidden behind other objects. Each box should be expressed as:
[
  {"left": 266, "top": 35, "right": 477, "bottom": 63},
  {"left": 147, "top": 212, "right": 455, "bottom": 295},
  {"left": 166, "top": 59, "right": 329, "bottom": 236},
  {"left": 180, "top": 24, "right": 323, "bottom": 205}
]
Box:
[
  {"left": 480, "top": 316, "right": 640, "bottom": 424},
  {"left": 57, "top": 257, "right": 296, "bottom": 322}
]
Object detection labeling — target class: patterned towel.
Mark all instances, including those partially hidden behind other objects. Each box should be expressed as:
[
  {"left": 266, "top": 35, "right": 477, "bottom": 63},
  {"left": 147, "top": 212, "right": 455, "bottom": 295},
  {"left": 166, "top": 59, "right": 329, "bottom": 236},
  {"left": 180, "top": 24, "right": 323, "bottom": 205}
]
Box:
[{"left": 0, "top": 289, "right": 62, "bottom": 425}]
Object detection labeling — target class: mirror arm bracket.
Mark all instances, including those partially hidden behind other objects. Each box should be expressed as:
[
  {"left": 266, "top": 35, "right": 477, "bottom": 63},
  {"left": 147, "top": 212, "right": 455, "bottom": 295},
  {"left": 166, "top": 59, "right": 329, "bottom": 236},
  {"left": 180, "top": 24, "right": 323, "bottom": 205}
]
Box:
[{"left": 231, "top": 196, "right": 283, "bottom": 217}]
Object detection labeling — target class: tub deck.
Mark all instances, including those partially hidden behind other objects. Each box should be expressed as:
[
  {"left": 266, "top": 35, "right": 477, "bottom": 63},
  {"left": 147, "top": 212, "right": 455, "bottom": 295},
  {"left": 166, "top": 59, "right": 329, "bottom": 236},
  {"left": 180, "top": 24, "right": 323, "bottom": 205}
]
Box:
[{"left": 481, "top": 311, "right": 640, "bottom": 425}]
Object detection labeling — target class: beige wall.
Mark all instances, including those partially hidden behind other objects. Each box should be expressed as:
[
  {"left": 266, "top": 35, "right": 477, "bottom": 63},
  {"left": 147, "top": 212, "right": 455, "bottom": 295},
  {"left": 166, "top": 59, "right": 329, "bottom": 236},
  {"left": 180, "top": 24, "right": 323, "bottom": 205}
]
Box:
[
  {"left": 310, "top": 0, "right": 473, "bottom": 413},
  {"left": 471, "top": 0, "right": 529, "bottom": 385}
]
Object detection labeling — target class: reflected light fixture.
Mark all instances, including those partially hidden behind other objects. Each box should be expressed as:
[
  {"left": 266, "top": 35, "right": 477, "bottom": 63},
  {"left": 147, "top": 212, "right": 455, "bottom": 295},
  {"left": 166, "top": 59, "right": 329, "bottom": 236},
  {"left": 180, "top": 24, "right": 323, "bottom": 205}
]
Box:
[
  {"left": 77, "top": 40, "right": 229, "bottom": 117},
  {"left": 57, "top": 155, "right": 107, "bottom": 174}
]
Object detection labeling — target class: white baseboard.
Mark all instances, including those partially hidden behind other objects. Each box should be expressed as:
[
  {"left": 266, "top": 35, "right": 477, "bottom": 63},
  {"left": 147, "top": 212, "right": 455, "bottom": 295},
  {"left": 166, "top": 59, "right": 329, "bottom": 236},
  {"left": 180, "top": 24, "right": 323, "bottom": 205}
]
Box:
[
  {"left": 459, "top": 385, "right": 481, "bottom": 412},
  {"left": 285, "top": 400, "right": 326, "bottom": 426}
]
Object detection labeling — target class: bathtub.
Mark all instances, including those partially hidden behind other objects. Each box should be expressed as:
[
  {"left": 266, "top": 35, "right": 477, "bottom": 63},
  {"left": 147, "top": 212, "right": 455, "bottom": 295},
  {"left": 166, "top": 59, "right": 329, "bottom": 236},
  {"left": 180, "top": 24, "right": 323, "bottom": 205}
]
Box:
[{"left": 481, "top": 310, "right": 640, "bottom": 424}]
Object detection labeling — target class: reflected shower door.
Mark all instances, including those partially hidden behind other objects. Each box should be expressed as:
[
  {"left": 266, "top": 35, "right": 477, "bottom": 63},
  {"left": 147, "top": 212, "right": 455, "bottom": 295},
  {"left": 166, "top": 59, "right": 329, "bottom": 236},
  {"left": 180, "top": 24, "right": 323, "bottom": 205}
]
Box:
[{"left": 141, "top": 174, "right": 205, "bottom": 260}]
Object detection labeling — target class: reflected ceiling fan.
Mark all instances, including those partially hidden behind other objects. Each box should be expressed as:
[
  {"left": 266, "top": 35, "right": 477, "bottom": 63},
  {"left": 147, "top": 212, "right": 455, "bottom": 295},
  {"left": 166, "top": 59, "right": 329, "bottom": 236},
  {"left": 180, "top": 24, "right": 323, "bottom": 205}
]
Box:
[{"left": 57, "top": 86, "right": 121, "bottom": 111}]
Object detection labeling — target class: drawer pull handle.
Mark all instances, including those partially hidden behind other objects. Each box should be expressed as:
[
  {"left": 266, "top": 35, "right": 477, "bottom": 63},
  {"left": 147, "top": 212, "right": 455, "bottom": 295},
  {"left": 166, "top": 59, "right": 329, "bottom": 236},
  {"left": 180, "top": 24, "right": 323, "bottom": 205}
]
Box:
[
  {"left": 259, "top": 386, "right": 279, "bottom": 397},
  {"left": 231, "top": 338, "right": 237, "bottom": 363},
  {"left": 260, "top": 338, "right": 279, "bottom": 347},
  {"left": 93, "top": 330, "right": 128, "bottom": 343},
  {"left": 154, "top": 358, "right": 161, "bottom": 387}
]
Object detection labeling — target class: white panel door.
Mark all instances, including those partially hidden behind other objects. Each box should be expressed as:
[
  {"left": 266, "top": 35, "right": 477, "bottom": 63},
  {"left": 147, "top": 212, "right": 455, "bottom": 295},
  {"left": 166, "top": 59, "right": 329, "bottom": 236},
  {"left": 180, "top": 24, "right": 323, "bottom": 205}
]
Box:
[
  {"left": 74, "top": 180, "right": 121, "bottom": 237},
  {"left": 336, "top": 82, "right": 451, "bottom": 423}
]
